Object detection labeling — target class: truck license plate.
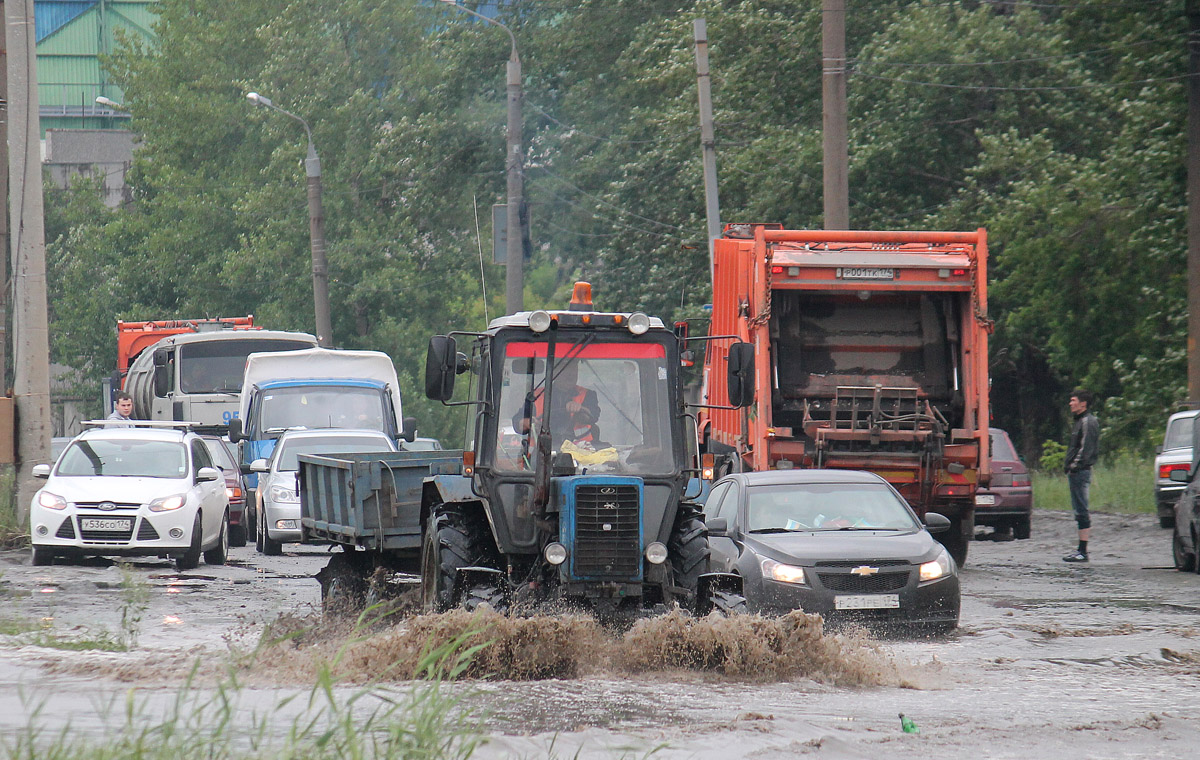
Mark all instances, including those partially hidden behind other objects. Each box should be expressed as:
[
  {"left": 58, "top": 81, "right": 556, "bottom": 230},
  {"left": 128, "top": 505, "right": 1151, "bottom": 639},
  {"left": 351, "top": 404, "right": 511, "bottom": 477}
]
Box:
[
  {"left": 835, "top": 594, "right": 900, "bottom": 610},
  {"left": 837, "top": 267, "right": 894, "bottom": 280},
  {"left": 80, "top": 518, "right": 131, "bottom": 531},
  {"left": 975, "top": 494, "right": 996, "bottom": 506}
]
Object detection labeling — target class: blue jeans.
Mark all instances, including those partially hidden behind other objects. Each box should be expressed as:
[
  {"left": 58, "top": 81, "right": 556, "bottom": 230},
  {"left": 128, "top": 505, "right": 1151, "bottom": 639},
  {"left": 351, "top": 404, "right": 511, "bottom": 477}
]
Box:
[{"left": 1068, "top": 469, "right": 1092, "bottom": 530}]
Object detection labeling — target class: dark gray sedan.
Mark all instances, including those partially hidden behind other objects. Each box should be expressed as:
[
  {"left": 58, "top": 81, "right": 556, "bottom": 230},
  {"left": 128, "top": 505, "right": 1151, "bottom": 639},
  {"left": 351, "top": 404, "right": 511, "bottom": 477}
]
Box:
[{"left": 703, "top": 469, "right": 959, "bottom": 632}]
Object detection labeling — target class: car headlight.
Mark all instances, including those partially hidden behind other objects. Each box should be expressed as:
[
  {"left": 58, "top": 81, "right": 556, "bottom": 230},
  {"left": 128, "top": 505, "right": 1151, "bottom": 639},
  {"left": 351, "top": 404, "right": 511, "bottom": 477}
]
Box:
[
  {"left": 36, "top": 491, "right": 67, "bottom": 510},
  {"left": 269, "top": 484, "right": 300, "bottom": 503},
  {"left": 761, "top": 557, "right": 808, "bottom": 585},
  {"left": 148, "top": 494, "right": 186, "bottom": 512},
  {"left": 920, "top": 548, "right": 954, "bottom": 582}
]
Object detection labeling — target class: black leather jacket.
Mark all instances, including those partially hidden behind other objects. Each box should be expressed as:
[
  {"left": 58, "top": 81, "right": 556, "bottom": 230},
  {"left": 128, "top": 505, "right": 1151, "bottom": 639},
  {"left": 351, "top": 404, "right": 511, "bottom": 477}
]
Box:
[{"left": 1065, "top": 411, "right": 1099, "bottom": 473}]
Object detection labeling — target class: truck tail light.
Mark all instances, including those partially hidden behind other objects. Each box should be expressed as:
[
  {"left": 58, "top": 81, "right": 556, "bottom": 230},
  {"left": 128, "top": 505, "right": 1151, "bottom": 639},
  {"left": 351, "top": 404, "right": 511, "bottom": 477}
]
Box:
[{"left": 1159, "top": 463, "right": 1190, "bottom": 479}]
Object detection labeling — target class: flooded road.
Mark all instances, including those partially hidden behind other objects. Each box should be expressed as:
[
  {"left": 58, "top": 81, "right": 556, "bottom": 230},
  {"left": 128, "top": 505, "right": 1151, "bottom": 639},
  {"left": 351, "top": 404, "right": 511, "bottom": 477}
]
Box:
[{"left": 1, "top": 508, "right": 1198, "bottom": 758}]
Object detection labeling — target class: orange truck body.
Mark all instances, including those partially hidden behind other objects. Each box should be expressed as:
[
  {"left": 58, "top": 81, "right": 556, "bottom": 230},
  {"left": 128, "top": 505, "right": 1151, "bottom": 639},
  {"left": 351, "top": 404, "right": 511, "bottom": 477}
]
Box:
[
  {"left": 117, "top": 316, "right": 260, "bottom": 379},
  {"left": 701, "top": 225, "right": 991, "bottom": 562}
]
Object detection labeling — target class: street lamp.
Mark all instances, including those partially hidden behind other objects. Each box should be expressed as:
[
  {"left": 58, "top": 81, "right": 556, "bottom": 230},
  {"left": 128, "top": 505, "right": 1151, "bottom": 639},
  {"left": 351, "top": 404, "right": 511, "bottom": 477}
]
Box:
[
  {"left": 245, "top": 91, "right": 334, "bottom": 347},
  {"left": 439, "top": 0, "right": 525, "bottom": 314}
]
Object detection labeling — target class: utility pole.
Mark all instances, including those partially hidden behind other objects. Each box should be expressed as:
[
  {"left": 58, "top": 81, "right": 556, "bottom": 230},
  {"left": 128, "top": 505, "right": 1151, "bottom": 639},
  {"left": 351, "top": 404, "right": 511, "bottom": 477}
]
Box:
[
  {"left": 304, "top": 143, "right": 332, "bottom": 347},
  {"left": 0, "top": 0, "right": 9, "bottom": 393},
  {"left": 7, "top": 0, "right": 51, "bottom": 524},
  {"left": 1188, "top": 0, "right": 1200, "bottom": 404},
  {"left": 822, "top": 0, "right": 849, "bottom": 230},
  {"left": 693, "top": 18, "right": 722, "bottom": 275},
  {"left": 506, "top": 52, "right": 524, "bottom": 314}
]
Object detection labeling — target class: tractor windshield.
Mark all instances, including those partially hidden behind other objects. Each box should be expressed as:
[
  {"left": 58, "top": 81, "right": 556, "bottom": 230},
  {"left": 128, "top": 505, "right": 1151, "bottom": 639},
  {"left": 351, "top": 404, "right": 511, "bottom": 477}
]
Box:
[{"left": 494, "top": 339, "right": 676, "bottom": 474}]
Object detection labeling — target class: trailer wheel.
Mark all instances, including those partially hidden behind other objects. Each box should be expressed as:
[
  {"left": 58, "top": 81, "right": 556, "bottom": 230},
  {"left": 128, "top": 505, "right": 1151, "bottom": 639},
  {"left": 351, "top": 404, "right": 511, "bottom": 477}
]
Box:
[
  {"left": 421, "top": 505, "right": 480, "bottom": 612},
  {"left": 667, "top": 504, "right": 710, "bottom": 602},
  {"left": 317, "top": 551, "right": 370, "bottom": 617}
]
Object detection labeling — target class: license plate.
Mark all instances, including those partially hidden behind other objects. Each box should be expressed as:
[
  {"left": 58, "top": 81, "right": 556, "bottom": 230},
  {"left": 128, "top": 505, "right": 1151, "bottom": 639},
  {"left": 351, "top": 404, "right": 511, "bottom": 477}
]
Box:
[
  {"left": 837, "top": 267, "right": 894, "bottom": 280},
  {"left": 975, "top": 494, "right": 996, "bottom": 506},
  {"left": 80, "top": 518, "right": 131, "bottom": 531},
  {"left": 835, "top": 594, "right": 900, "bottom": 610}
]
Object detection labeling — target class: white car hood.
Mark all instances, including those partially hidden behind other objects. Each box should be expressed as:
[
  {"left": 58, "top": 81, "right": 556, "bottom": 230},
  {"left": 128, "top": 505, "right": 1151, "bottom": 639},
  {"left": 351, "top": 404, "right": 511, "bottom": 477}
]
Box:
[{"left": 43, "top": 476, "right": 193, "bottom": 505}]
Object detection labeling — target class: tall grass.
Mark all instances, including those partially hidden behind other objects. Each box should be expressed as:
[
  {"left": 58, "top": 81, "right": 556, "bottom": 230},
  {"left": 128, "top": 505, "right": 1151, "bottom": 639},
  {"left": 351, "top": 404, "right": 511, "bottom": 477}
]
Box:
[
  {"left": 1031, "top": 452, "right": 1154, "bottom": 515},
  {"left": 1, "top": 624, "right": 487, "bottom": 759},
  {"left": 0, "top": 465, "right": 21, "bottom": 547}
]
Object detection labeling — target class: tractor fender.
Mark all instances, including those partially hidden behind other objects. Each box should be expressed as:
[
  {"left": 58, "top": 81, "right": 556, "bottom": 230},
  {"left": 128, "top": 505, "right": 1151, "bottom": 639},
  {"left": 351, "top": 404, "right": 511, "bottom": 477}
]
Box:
[{"left": 698, "top": 571, "right": 742, "bottom": 597}]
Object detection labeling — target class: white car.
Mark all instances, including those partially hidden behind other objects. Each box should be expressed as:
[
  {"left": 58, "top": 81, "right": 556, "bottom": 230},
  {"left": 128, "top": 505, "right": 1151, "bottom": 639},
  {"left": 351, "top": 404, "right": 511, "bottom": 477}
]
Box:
[
  {"left": 30, "top": 424, "right": 230, "bottom": 570},
  {"left": 251, "top": 428, "right": 396, "bottom": 555},
  {"left": 1155, "top": 410, "right": 1199, "bottom": 529}
]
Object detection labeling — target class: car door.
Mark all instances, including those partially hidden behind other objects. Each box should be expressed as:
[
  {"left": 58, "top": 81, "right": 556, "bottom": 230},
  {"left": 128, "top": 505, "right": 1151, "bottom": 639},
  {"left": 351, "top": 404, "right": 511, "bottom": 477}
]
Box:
[
  {"left": 190, "top": 439, "right": 224, "bottom": 542},
  {"left": 704, "top": 480, "right": 741, "bottom": 572}
]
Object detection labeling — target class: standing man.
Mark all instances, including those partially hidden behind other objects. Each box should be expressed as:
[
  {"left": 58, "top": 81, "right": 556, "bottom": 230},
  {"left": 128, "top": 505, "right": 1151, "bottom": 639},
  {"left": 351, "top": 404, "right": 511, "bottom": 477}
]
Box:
[
  {"left": 1063, "top": 389, "right": 1100, "bottom": 562},
  {"left": 107, "top": 391, "right": 134, "bottom": 427}
]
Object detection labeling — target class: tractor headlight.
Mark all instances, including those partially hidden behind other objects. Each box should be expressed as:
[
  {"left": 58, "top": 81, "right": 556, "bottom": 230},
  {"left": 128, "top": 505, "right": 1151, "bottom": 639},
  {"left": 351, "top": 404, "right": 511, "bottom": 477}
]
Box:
[
  {"left": 645, "top": 542, "right": 668, "bottom": 565},
  {"left": 544, "top": 542, "right": 568, "bottom": 565},
  {"left": 529, "top": 310, "right": 553, "bottom": 333},
  {"left": 627, "top": 312, "right": 651, "bottom": 335}
]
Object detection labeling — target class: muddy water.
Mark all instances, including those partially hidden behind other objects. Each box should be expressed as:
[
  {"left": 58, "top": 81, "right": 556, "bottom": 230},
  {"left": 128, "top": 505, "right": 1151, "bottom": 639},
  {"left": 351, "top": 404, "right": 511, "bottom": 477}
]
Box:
[{"left": 1, "top": 510, "right": 1199, "bottom": 758}]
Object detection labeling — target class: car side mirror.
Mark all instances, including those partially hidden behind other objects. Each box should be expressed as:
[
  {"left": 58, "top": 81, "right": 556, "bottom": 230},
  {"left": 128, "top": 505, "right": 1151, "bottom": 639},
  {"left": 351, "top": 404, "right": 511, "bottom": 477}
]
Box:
[
  {"left": 924, "top": 511, "right": 952, "bottom": 534},
  {"left": 32, "top": 463, "right": 51, "bottom": 478},
  {"left": 425, "top": 335, "right": 457, "bottom": 401},
  {"left": 196, "top": 467, "right": 221, "bottom": 483},
  {"left": 228, "top": 418, "right": 244, "bottom": 443},
  {"left": 402, "top": 416, "right": 417, "bottom": 443},
  {"left": 1170, "top": 469, "right": 1191, "bottom": 483},
  {"left": 726, "top": 342, "right": 755, "bottom": 407},
  {"left": 706, "top": 517, "right": 729, "bottom": 536},
  {"left": 250, "top": 459, "right": 270, "bottom": 473}
]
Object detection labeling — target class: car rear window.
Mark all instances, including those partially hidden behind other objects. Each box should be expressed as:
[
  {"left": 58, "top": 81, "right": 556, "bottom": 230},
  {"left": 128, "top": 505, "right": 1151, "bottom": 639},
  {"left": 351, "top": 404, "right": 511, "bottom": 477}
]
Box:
[
  {"left": 1164, "top": 416, "right": 1196, "bottom": 450},
  {"left": 57, "top": 439, "right": 187, "bottom": 478},
  {"left": 990, "top": 430, "right": 1018, "bottom": 460}
]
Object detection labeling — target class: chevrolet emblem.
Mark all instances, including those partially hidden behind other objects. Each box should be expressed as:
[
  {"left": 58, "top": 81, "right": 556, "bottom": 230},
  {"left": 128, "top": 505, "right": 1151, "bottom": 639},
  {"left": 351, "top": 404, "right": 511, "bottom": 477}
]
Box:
[{"left": 850, "top": 566, "right": 879, "bottom": 576}]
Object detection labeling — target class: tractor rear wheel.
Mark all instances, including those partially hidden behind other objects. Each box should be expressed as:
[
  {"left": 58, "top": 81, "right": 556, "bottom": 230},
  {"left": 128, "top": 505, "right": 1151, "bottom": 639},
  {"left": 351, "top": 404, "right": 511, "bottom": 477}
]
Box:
[{"left": 421, "top": 505, "right": 486, "bottom": 612}]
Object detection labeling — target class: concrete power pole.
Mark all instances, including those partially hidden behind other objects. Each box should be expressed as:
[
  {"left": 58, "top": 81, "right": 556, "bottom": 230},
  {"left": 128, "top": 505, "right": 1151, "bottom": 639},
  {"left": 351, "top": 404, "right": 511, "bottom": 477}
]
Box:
[
  {"left": 0, "top": 0, "right": 8, "bottom": 393},
  {"left": 1188, "top": 0, "right": 1200, "bottom": 405},
  {"left": 822, "top": 0, "right": 850, "bottom": 230},
  {"left": 693, "top": 19, "right": 722, "bottom": 273},
  {"left": 505, "top": 55, "right": 524, "bottom": 315},
  {"left": 7, "top": 0, "right": 51, "bottom": 524}
]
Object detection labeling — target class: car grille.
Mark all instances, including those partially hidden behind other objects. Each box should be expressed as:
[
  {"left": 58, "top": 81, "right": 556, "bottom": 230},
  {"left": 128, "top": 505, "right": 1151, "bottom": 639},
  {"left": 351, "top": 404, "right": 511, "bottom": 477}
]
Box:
[
  {"left": 54, "top": 518, "right": 76, "bottom": 540},
  {"left": 137, "top": 519, "right": 160, "bottom": 541},
  {"left": 573, "top": 484, "right": 640, "bottom": 578},
  {"left": 818, "top": 569, "right": 911, "bottom": 593},
  {"left": 74, "top": 501, "right": 141, "bottom": 511}
]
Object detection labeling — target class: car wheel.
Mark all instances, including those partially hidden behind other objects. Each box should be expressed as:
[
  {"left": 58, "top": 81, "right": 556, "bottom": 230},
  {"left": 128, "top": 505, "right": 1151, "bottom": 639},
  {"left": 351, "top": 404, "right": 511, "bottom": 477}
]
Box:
[
  {"left": 1012, "top": 515, "right": 1032, "bottom": 540},
  {"left": 260, "top": 507, "right": 283, "bottom": 557},
  {"left": 1173, "top": 526, "right": 1196, "bottom": 572},
  {"left": 204, "top": 510, "right": 229, "bottom": 566},
  {"left": 228, "top": 519, "right": 247, "bottom": 548},
  {"left": 254, "top": 507, "right": 265, "bottom": 553},
  {"left": 176, "top": 512, "right": 203, "bottom": 571},
  {"left": 245, "top": 501, "right": 257, "bottom": 542},
  {"left": 31, "top": 545, "right": 55, "bottom": 566}
]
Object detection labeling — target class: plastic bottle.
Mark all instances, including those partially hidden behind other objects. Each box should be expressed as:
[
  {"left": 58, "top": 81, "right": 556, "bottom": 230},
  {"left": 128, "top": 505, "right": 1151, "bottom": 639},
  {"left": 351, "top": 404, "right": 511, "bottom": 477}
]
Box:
[{"left": 899, "top": 713, "right": 920, "bottom": 734}]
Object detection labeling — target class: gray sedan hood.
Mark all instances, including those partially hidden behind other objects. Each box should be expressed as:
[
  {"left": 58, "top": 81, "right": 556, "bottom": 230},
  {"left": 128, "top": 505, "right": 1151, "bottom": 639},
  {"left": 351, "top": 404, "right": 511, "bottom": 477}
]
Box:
[{"left": 744, "top": 529, "right": 942, "bottom": 565}]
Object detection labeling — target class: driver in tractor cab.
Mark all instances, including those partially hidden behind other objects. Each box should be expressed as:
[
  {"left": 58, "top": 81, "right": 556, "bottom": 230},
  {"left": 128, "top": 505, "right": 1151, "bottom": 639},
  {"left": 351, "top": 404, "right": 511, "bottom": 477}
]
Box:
[{"left": 513, "top": 359, "right": 602, "bottom": 449}]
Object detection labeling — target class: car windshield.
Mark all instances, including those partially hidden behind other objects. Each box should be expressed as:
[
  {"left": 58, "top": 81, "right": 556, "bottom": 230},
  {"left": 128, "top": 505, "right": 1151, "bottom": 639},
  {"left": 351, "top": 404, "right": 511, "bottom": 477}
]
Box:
[
  {"left": 57, "top": 439, "right": 188, "bottom": 478},
  {"left": 275, "top": 436, "right": 393, "bottom": 471},
  {"left": 258, "top": 386, "right": 387, "bottom": 433},
  {"left": 178, "top": 338, "right": 313, "bottom": 393},
  {"left": 1164, "top": 416, "right": 1195, "bottom": 451},
  {"left": 747, "top": 483, "right": 918, "bottom": 532},
  {"left": 493, "top": 338, "right": 676, "bottom": 475},
  {"left": 201, "top": 438, "right": 237, "bottom": 471}
]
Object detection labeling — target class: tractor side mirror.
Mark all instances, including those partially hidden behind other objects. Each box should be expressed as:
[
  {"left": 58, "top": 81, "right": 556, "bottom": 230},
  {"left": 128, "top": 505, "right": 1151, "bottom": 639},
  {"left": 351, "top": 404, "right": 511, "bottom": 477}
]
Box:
[
  {"left": 425, "top": 336, "right": 458, "bottom": 401},
  {"left": 726, "top": 342, "right": 756, "bottom": 407}
]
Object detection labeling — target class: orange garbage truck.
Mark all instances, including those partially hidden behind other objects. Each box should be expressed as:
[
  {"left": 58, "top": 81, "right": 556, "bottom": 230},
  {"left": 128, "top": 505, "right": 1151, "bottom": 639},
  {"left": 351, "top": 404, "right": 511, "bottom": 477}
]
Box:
[{"left": 700, "top": 225, "right": 991, "bottom": 565}]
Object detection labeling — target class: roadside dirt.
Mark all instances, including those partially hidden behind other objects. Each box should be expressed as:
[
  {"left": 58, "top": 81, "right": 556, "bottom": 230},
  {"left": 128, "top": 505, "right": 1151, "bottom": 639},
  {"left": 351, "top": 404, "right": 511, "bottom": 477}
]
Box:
[{"left": 0, "top": 508, "right": 1198, "bottom": 758}]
